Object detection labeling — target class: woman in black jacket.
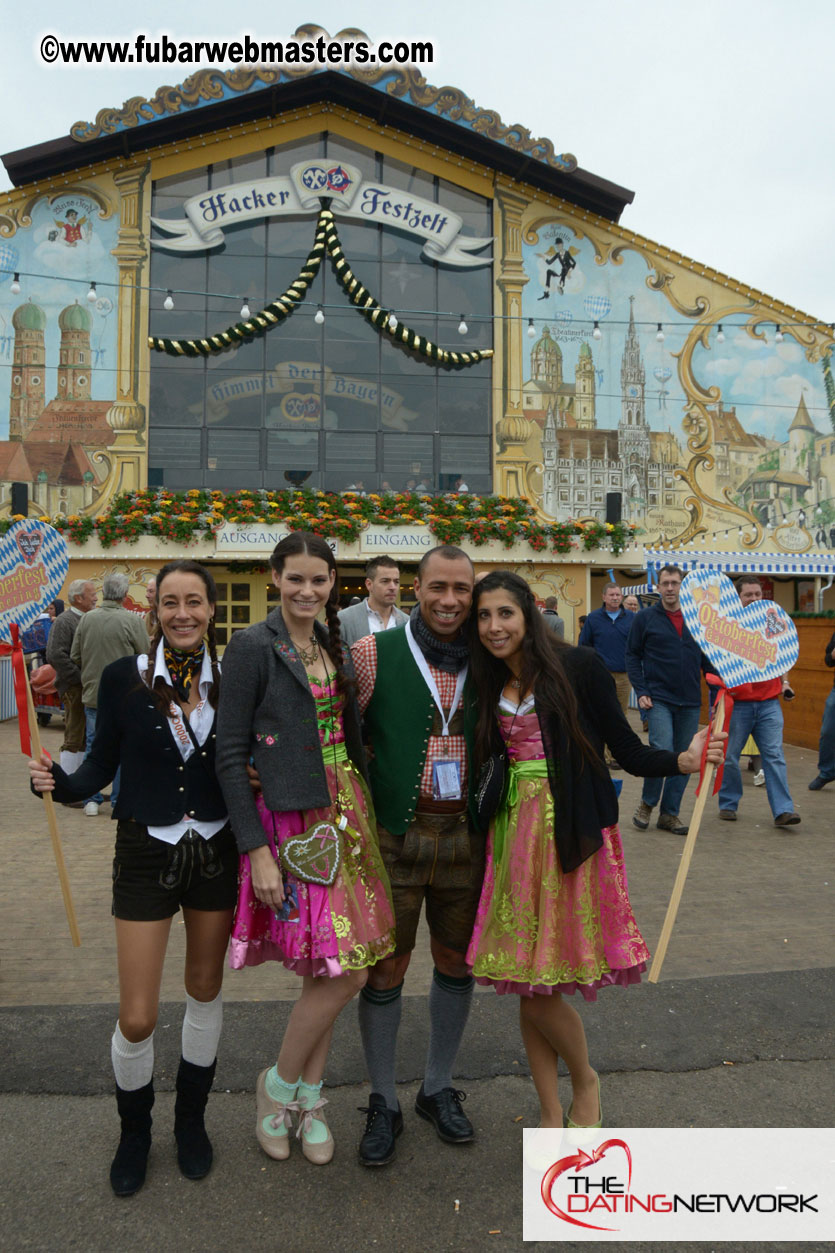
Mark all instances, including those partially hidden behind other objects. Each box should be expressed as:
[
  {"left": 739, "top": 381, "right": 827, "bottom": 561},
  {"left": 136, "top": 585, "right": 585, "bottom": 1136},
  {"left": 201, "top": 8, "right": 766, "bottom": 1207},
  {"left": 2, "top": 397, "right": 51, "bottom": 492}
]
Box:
[
  {"left": 465, "top": 572, "right": 724, "bottom": 1134},
  {"left": 28, "top": 560, "right": 234, "bottom": 1196}
]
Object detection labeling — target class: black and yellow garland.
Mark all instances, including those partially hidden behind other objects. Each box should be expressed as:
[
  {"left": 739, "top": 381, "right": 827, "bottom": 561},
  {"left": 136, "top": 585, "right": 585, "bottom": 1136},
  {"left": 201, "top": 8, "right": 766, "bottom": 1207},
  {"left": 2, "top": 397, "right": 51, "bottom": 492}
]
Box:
[{"left": 148, "top": 207, "right": 493, "bottom": 369}]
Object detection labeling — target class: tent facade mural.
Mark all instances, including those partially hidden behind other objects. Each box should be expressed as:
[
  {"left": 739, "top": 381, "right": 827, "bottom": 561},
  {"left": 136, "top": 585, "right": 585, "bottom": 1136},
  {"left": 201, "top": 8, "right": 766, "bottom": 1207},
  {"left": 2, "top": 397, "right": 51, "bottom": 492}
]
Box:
[
  {"left": 493, "top": 206, "right": 834, "bottom": 553},
  {"left": 0, "top": 39, "right": 832, "bottom": 569}
]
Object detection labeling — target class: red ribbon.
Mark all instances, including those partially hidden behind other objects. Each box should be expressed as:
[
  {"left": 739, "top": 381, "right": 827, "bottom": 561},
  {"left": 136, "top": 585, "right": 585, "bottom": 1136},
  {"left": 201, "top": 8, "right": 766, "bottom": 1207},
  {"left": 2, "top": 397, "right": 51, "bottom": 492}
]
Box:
[
  {"left": 0, "top": 623, "right": 32, "bottom": 757},
  {"left": 698, "top": 673, "right": 734, "bottom": 797}
]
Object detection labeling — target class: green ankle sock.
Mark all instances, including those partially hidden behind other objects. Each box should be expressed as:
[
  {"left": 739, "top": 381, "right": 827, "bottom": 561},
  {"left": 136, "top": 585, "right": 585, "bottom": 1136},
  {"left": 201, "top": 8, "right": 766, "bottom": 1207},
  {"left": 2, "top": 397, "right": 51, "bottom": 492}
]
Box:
[
  {"left": 297, "top": 1080, "right": 328, "bottom": 1144},
  {"left": 265, "top": 1067, "right": 299, "bottom": 1105}
]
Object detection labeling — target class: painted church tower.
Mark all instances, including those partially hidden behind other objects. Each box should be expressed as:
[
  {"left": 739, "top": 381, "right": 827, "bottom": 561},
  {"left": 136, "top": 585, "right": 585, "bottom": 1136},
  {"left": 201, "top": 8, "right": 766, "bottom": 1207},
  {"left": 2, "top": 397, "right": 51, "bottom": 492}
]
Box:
[
  {"left": 617, "top": 298, "right": 651, "bottom": 512},
  {"left": 531, "top": 325, "right": 563, "bottom": 391},
  {"left": 575, "top": 341, "right": 595, "bottom": 429},
  {"left": 9, "top": 301, "right": 47, "bottom": 441},
  {"left": 57, "top": 302, "right": 92, "bottom": 401}
]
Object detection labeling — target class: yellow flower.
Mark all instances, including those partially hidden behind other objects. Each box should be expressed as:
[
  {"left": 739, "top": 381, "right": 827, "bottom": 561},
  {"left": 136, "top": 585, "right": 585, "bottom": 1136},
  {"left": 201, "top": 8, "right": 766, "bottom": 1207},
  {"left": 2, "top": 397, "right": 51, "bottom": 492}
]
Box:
[{"left": 39, "top": 516, "right": 50, "bottom": 523}]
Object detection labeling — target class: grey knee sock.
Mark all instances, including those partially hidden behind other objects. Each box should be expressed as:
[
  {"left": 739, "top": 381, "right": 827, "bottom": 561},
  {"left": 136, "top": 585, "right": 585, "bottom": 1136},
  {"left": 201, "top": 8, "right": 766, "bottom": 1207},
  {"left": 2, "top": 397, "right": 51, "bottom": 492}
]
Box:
[
  {"left": 111, "top": 1023, "right": 154, "bottom": 1091},
  {"left": 358, "top": 982, "right": 403, "bottom": 1112},
  {"left": 181, "top": 990, "right": 222, "bottom": 1068},
  {"left": 424, "top": 968, "right": 474, "bottom": 1097}
]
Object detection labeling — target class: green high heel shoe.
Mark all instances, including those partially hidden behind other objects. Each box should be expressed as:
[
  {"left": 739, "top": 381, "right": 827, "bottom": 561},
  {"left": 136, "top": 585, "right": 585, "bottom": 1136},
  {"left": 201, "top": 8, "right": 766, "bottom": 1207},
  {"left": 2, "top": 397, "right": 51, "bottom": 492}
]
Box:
[{"left": 566, "top": 1074, "right": 602, "bottom": 1129}]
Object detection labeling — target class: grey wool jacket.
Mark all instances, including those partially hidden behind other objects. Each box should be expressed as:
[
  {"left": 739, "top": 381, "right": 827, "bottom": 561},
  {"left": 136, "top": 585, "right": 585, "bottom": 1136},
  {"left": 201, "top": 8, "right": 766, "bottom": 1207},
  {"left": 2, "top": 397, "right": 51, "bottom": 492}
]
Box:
[
  {"left": 337, "top": 598, "right": 408, "bottom": 648},
  {"left": 215, "top": 607, "right": 368, "bottom": 854}
]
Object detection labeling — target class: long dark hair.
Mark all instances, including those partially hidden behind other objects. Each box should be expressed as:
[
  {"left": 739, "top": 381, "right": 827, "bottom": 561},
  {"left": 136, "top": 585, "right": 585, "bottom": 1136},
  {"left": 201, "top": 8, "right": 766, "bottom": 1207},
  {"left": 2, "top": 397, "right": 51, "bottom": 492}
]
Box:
[
  {"left": 143, "top": 560, "right": 220, "bottom": 715},
  {"left": 468, "top": 571, "right": 601, "bottom": 773},
  {"left": 270, "top": 531, "right": 354, "bottom": 698}
]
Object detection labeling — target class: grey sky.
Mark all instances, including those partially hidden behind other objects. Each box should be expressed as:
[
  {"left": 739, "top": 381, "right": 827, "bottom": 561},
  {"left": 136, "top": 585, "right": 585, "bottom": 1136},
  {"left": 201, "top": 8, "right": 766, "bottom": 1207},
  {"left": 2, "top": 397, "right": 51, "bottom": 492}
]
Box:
[{"left": 2, "top": 0, "right": 832, "bottom": 322}]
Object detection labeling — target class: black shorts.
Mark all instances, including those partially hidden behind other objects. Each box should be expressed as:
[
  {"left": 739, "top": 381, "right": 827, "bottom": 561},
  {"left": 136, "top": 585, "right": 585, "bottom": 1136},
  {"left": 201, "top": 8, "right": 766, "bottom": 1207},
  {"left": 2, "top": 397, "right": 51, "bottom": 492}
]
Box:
[{"left": 112, "top": 820, "right": 239, "bottom": 922}]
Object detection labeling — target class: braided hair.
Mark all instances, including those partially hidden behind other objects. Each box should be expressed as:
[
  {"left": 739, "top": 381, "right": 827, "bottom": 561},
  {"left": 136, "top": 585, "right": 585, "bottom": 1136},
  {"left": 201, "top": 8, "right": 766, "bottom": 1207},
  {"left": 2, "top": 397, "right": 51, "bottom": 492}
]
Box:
[
  {"left": 143, "top": 560, "right": 220, "bottom": 718},
  {"left": 269, "top": 532, "right": 355, "bottom": 698}
]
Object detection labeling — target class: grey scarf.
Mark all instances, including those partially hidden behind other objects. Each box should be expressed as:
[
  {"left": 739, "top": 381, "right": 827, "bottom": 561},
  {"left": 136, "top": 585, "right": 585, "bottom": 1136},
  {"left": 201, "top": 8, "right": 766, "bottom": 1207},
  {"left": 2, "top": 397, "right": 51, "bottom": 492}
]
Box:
[{"left": 409, "top": 605, "right": 469, "bottom": 673}]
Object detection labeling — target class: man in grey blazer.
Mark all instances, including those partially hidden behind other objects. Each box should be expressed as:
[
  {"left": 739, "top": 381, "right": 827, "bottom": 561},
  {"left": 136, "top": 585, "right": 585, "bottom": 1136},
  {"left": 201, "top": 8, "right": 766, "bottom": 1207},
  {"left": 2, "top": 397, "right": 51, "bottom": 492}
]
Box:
[{"left": 338, "top": 557, "right": 408, "bottom": 646}]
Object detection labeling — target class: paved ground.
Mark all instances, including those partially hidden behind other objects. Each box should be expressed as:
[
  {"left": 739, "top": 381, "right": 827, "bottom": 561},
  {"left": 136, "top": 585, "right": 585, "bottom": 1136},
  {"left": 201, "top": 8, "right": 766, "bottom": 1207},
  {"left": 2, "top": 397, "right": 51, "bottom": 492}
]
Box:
[{"left": 1, "top": 713, "right": 832, "bottom": 1251}]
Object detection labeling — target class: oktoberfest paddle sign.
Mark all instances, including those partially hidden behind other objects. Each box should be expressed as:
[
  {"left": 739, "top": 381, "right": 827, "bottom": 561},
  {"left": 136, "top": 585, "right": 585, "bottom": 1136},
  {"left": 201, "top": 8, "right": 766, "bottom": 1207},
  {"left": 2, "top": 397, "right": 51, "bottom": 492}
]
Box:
[
  {"left": 648, "top": 567, "right": 796, "bottom": 982},
  {"left": 0, "top": 519, "right": 69, "bottom": 640},
  {"left": 679, "top": 568, "right": 799, "bottom": 685},
  {"left": 0, "top": 519, "right": 79, "bottom": 946}
]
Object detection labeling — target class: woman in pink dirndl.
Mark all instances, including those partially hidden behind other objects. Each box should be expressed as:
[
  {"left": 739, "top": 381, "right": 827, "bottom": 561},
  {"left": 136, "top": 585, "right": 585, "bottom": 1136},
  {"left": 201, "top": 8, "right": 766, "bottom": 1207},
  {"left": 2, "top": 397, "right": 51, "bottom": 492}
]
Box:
[
  {"left": 216, "top": 533, "right": 393, "bottom": 1165},
  {"left": 466, "top": 573, "right": 724, "bottom": 1131}
]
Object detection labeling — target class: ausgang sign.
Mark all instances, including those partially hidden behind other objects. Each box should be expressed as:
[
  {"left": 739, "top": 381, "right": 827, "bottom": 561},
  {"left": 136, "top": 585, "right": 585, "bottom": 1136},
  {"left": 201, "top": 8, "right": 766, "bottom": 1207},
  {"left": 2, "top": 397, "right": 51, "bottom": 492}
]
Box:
[
  {"left": 215, "top": 525, "right": 338, "bottom": 556},
  {"left": 152, "top": 160, "right": 492, "bottom": 267}
]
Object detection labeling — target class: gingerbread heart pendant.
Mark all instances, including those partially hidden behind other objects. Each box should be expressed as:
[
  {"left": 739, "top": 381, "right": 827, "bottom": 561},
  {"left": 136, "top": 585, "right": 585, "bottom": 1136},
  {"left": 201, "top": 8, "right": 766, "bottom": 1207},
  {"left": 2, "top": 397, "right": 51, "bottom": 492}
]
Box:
[{"left": 279, "top": 821, "right": 342, "bottom": 886}]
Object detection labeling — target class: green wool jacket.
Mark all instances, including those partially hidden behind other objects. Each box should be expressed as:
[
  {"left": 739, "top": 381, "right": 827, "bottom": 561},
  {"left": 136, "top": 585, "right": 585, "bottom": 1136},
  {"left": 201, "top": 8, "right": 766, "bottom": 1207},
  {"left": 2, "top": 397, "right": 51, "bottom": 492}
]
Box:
[{"left": 364, "top": 626, "right": 446, "bottom": 834}]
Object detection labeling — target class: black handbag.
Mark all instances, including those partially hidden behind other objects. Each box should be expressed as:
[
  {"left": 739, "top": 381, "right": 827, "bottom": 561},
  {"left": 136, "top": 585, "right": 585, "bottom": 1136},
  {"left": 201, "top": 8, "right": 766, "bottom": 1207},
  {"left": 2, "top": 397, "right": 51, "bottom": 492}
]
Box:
[{"left": 474, "top": 748, "right": 508, "bottom": 829}]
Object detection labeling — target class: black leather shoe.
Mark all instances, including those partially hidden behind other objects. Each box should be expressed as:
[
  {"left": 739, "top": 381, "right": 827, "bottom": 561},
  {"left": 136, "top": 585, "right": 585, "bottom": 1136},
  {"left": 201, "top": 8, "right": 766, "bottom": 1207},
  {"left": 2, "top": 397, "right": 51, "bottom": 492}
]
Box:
[
  {"left": 415, "top": 1084, "right": 474, "bottom": 1144},
  {"left": 808, "top": 776, "right": 834, "bottom": 791},
  {"left": 358, "top": 1093, "right": 403, "bottom": 1166}
]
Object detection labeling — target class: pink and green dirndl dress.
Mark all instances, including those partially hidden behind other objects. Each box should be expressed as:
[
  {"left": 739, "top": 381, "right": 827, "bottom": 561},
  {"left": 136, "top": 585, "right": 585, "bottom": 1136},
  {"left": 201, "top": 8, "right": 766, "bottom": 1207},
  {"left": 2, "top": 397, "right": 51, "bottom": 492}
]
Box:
[
  {"left": 466, "top": 697, "right": 649, "bottom": 1000},
  {"left": 229, "top": 678, "right": 395, "bottom": 977}
]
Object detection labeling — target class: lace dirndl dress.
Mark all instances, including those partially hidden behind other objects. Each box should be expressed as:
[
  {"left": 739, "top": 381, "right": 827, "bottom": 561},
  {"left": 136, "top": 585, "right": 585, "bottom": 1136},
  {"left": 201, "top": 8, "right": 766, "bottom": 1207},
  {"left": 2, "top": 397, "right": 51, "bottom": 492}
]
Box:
[
  {"left": 229, "top": 677, "right": 395, "bottom": 977},
  {"left": 466, "top": 696, "right": 649, "bottom": 1001}
]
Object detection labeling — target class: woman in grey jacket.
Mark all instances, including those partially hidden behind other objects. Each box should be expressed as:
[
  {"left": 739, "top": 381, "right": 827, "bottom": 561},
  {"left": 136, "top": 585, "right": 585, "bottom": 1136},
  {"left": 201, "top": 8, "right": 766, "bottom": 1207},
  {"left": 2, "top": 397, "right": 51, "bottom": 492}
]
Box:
[{"left": 216, "top": 532, "right": 394, "bottom": 1166}]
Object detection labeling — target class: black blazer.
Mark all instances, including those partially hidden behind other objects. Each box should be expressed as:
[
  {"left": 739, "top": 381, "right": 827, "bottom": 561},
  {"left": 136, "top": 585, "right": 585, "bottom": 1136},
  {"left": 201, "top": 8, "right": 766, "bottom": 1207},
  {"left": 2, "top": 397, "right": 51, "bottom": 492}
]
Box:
[
  {"left": 45, "top": 656, "right": 227, "bottom": 825},
  {"left": 466, "top": 646, "right": 682, "bottom": 872}
]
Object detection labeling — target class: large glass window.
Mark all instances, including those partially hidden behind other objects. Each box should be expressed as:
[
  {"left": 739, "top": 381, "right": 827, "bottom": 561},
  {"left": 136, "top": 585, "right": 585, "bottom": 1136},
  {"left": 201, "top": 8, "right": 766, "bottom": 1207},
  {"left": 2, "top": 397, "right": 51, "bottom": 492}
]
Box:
[{"left": 148, "top": 134, "right": 493, "bottom": 492}]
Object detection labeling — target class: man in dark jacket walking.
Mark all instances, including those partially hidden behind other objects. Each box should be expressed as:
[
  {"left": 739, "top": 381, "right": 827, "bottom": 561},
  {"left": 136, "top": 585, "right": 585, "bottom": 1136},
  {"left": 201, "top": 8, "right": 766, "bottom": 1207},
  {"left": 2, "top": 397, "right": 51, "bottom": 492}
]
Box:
[
  {"left": 578, "top": 583, "right": 632, "bottom": 712},
  {"left": 626, "top": 565, "right": 707, "bottom": 835}
]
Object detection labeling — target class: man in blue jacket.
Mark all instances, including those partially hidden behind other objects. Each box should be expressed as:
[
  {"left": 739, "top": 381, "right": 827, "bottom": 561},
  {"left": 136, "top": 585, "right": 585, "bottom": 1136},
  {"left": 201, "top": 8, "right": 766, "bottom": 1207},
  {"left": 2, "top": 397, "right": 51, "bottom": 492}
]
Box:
[
  {"left": 578, "top": 583, "right": 633, "bottom": 714},
  {"left": 626, "top": 565, "right": 706, "bottom": 835}
]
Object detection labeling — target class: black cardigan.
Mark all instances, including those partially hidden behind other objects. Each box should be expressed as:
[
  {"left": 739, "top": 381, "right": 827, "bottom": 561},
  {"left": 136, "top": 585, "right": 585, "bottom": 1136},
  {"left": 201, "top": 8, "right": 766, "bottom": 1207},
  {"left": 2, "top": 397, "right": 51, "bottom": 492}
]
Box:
[
  {"left": 466, "top": 646, "right": 684, "bottom": 872},
  {"left": 42, "top": 656, "right": 227, "bottom": 825}
]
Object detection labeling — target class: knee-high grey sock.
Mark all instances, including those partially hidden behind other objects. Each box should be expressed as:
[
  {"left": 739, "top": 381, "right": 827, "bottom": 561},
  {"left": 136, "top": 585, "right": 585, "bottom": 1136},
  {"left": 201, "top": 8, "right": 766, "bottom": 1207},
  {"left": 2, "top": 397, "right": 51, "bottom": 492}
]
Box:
[
  {"left": 424, "top": 968, "right": 474, "bottom": 1097},
  {"left": 181, "top": 990, "right": 223, "bottom": 1067},
  {"left": 358, "top": 982, "right": 403, "bottom": 1112},
  {"left": 111, "top": 1023, "right": 154, "bottom": 1092}
]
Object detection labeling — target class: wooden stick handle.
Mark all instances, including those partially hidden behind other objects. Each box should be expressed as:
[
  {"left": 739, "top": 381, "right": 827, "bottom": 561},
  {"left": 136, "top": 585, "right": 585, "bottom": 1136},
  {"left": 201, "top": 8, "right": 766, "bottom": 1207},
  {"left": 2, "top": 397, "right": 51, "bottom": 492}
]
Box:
[
  {"left": 25, "top": 672, "right": 81, "bottom": 948},
  {"left": 648, "top": 697, "right": 726, "bottom": 983}
]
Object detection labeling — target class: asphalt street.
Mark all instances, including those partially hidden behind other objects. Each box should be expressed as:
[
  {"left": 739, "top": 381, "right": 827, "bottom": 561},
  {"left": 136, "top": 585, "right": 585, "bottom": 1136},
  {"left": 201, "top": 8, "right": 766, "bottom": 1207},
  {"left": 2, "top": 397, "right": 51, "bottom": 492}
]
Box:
[{"left": 1, "top": 714, "right": 832, "bottom": 1252}]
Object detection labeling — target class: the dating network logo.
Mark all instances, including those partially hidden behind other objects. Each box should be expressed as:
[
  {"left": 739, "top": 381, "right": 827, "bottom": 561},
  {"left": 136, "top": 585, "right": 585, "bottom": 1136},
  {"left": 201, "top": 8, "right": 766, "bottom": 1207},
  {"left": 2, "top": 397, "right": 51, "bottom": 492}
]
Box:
[{"left": 541, "top": 1139, "right": 633, "bottom": 1232}]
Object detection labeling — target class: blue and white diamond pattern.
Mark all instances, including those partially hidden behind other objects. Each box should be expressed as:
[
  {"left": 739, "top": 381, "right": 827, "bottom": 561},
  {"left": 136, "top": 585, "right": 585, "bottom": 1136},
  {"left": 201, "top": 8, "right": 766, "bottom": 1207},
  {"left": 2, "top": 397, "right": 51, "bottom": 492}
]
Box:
[
  {"left": 0, "top": 520, "right": 69, "bottom": 642},
  {"left": 680, "top": 568, "right": 798, "bottom": 687}
]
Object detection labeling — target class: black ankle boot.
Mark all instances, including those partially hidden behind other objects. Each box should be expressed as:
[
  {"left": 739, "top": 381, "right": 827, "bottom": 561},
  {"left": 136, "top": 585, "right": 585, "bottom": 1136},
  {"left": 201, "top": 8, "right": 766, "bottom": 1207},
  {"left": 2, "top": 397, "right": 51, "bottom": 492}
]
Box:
[
  {"left": 174, "top": 1057, "right": 217, "bottom": 1180},
  {"left": 110, "top": 1080, "right": 154, "bottom": 1197}
]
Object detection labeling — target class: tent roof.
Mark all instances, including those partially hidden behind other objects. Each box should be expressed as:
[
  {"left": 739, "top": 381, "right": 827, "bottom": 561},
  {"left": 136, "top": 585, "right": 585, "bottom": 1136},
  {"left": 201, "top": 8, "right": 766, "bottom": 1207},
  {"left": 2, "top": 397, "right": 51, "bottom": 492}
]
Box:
[{"left": 1, "top": 60, "right": 633, "bottom": 221}]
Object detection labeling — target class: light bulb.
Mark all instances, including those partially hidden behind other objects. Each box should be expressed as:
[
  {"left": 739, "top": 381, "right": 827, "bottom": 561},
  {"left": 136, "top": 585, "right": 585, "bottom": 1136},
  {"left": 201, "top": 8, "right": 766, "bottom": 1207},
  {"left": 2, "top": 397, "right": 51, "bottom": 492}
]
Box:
[
  {"left": 87, "top": 281, "right": 97, "bottom": 303},
  {"left": 716, "top": 325, "right": 725, "bottom": 343},
  {"left": 656, "top": 322, "right": 664, "bottom": 343},
  {"left": 527, "top": 318, "right": 536, "bottom": 339},
  {"left": 163, "top": 290, "right": 174, "bottom": 311},
  {"left": 388, "top": 312, "right": 398, "bottom": 332},
  {"left": 457, "top": 315, "right": 468, "bottom": 335},
  {"left": 314, "top": 306, "right": 325, "bottom": 325},
  {"left": 775, "top": 325, "right": 784, "bottom": 343},
  {"left": 240, "top": 298, "right": 251, "bottom": 319},
  {"left": 10, "top": 272, "right": 20, "bottom": 295},
  {"left": 593, "top": 320, "right": 601, "bottom": 340}
]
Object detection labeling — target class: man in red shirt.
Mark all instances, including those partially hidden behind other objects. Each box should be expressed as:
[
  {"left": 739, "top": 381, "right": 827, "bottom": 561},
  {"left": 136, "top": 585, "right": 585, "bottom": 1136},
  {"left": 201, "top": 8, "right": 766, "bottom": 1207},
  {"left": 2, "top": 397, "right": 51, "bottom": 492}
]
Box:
[{"left": 717, "top": 576, "right": 800, "bottom": 828}]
